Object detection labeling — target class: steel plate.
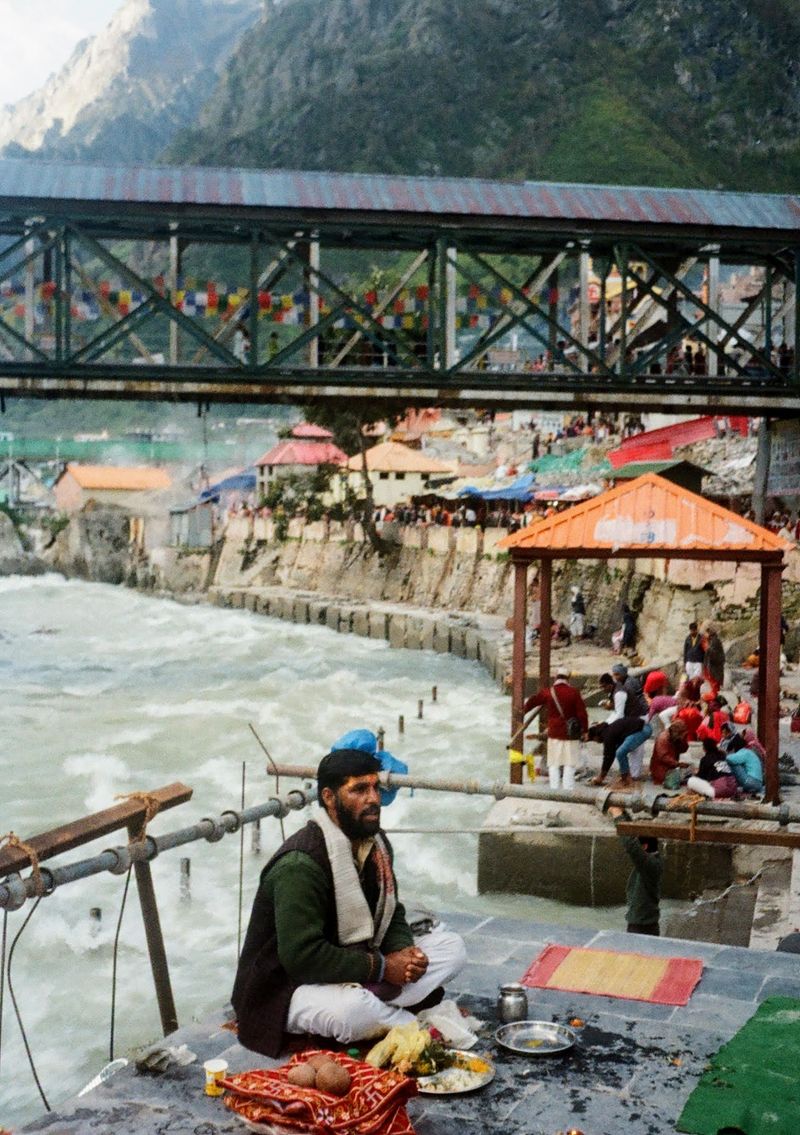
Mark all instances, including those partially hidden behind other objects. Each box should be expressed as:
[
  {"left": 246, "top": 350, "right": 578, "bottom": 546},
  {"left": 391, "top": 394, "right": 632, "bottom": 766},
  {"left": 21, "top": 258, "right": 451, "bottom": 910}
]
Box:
[
  {"left": 494, "top": 1020, "right": 576, "bottom": 1055},
  {"left": 416, "top": 1051, "right": 495, "bottom": 1095}
]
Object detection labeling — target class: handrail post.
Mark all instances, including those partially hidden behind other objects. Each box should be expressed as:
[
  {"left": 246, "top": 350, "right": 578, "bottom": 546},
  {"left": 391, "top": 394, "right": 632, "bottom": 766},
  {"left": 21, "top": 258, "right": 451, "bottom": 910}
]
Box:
[{"left": 127, "top": 823, "right": 178, "bottom": 1036}]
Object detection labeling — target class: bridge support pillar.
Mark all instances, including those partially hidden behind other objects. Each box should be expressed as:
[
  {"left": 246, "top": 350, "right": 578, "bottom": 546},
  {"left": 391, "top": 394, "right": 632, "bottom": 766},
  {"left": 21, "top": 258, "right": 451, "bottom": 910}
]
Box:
[{"left": 707, "top": 250, "right": 720, "bottom": 376}]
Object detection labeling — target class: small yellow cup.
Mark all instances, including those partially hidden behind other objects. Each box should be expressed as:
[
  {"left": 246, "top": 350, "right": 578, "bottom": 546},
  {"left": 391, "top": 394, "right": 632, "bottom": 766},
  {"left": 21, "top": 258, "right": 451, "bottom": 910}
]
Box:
[{"left": 203, "top": 1058, "right": 228, "bottom": 1097}]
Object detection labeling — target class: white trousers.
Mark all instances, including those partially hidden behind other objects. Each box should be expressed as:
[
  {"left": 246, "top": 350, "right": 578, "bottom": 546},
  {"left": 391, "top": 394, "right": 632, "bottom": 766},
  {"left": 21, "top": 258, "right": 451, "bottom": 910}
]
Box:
[
  {"left": 547, "top": 737, "right": 579, "bottom": 768},
  {"left": 285, "top": 924, "right": 467, "bottom": 1045},
  {"left": 687, "top": 775, "right": 715, "bottom": 799},
  {"left": 685, "top": 662, "right": 703, "bottom": 680}
]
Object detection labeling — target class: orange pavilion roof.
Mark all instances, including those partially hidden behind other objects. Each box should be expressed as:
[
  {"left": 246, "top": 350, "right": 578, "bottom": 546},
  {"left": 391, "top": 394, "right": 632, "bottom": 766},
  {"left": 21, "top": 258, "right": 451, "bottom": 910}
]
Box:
[{"left": 499, "top": 473, "right": 789, "bottom": 560}]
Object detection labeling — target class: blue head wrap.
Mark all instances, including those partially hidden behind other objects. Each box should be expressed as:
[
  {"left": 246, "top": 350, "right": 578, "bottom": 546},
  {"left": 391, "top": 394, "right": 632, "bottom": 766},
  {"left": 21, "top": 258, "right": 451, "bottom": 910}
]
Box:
[{"left": 329, "top": 728, "right": 408, "bottom": 805}]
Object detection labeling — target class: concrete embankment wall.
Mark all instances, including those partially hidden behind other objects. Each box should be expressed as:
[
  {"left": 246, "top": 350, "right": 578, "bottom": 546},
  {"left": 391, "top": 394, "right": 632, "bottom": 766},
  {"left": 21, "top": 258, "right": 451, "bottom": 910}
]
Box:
[
  {"left": 177, "top": 515, "right": 517, "bottom": 687},
  {"left": 143, "top": 511, "right": 800, "bottom": 694},
  {"left": 212, "top": 515, "right": 515, "bottom": 615}
]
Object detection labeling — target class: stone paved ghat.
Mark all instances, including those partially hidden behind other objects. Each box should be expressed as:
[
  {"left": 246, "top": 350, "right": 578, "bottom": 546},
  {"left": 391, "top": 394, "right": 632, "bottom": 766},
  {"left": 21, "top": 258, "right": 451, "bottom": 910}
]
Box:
[{"left": 22, "top": 912, "right": 800, "bottom": 1135}]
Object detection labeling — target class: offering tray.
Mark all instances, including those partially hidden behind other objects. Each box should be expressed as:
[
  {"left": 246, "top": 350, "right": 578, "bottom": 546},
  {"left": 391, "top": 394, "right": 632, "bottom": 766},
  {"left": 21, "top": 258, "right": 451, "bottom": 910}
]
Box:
[
  {"left": 495, "top": 1020, "right": 576, "bottom": 1055},
  {"left": 416, "top": 1050, "right": 494, "bottom": 1095}
]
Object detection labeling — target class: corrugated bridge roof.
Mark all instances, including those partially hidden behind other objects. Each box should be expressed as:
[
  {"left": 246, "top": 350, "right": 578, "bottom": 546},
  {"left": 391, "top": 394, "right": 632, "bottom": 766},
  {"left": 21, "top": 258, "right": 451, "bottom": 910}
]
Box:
[{"left": 1, "top": 157, "right": 799, "bottom": 235}]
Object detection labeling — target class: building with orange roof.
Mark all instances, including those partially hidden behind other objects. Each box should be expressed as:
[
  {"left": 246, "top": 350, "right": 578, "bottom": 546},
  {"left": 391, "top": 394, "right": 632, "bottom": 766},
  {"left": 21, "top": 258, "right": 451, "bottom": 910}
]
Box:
[
  {"left": 498, "top": 474, "right": 788, "bottom": 799},
  {"left": 343, "top": 441, "right": 454, "bottom": 507},
  {"left": 54, "top": 464, "right": 172, "bottom": 512}
]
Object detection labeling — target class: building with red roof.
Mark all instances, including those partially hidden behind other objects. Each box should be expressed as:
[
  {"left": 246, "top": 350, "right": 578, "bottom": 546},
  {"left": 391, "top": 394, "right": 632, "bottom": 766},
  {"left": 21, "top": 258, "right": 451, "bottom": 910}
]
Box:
[{"left": 255, "top": 437, "right": 348, "bottom": 497}]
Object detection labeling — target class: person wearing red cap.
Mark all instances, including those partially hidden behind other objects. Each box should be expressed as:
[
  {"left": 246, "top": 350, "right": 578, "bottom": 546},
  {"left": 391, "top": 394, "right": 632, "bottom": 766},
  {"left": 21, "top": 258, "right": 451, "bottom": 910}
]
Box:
[{"left": 643, "top": 670, "right": 670, "bottom": 698}]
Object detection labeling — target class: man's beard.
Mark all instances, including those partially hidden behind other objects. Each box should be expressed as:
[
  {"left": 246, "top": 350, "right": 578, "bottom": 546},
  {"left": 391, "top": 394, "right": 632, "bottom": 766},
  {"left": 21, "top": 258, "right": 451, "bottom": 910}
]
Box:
[{"left": 334, "top": 794, "right": 380, "bottom": 840}]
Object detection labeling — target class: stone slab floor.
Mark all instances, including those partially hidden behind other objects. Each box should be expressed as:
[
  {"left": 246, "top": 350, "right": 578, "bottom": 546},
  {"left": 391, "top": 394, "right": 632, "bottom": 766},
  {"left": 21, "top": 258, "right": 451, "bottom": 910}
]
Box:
[{"left": 20, "top": 910, "right": 800, "bottom": 1135}]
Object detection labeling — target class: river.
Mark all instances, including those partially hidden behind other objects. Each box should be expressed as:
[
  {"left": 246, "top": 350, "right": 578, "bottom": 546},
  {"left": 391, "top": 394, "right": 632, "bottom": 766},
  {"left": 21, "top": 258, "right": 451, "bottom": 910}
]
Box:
[{"left": 1, "top": 575, "right": 621, "bottom": 1125}]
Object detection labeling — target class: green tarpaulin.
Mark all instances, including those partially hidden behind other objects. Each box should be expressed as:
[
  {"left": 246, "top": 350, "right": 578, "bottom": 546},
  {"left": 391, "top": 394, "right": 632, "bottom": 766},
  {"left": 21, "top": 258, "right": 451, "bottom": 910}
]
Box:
[{"left": 677, "top": 996, "right": 800, "bottom": 1135}]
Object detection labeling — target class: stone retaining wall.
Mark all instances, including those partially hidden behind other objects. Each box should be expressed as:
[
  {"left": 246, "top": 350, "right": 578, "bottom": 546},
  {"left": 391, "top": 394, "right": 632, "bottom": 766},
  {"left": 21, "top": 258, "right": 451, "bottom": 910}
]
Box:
[{"left": 208, "top": 583, "right": 512, "bottom": 687}]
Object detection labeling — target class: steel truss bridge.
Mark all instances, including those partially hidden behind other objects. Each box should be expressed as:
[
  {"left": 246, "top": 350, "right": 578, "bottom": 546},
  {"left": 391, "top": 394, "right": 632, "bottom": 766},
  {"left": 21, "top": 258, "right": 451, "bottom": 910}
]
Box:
[{"left": 0, "top": 156, "right": 799, "bottom": 415}]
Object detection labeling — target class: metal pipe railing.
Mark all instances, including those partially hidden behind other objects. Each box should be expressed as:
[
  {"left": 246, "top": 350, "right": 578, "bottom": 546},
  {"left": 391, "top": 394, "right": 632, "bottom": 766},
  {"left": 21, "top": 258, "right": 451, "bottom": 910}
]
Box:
[
  {"left": 266, "top": 764, "right": 799, "bottom": 826},
  {"left": 0, "top": 786, "right": 315, "bottom": 912},
  {"left": 4, "top": 765, "right": 796, "bottom": 912}
]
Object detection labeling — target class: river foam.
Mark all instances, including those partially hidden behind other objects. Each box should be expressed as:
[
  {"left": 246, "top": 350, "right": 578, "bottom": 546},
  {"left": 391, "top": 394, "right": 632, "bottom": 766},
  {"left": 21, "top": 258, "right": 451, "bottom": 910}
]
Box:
[{"left": 1, "top": 576, "right": 619, "bottom": 1125}]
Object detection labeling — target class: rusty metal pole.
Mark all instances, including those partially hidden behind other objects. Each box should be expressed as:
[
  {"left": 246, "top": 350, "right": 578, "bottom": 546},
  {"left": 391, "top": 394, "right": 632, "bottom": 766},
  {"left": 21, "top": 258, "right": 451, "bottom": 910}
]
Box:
[
  {"left": 127, "top": 821, "right": 178, "bottom": 1036},
  {"left": 538, "top": 559, "right": 553, "bottom": 773},
  {"left": 759, "top": 561, "right": 784, "bottom": 804},
  {"left": 539, "top": 558, "right": 552, "bottom": 689},
  {"left": 510, "top": 557, "right": 528, "bottom": 784}
]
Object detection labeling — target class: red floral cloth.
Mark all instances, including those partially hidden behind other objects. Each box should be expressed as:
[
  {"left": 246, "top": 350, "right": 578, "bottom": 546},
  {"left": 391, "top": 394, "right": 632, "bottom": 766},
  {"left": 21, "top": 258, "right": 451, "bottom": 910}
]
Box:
[{"left": 222, "top": 1051, "right": 418, "bottom": 1135}]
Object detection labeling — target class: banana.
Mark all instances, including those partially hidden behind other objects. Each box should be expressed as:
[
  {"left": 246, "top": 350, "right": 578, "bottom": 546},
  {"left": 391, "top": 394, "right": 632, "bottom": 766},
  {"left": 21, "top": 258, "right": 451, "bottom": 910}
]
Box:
[{"left": 365, "top": 1022, "right": 432, "bottom": 1072}]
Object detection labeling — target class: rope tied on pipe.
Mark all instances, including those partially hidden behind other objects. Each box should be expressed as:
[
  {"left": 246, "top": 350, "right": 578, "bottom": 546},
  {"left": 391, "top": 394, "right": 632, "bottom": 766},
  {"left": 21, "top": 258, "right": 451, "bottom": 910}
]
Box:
[
  {"left": 665, "top": 791, "right": 705, "bottom": 842},
  {"left": 0, "top": 833, "right": 45, "bottom": 897},
  {"left": 115, "top": 792, "right": 161, "bottom": 843}
]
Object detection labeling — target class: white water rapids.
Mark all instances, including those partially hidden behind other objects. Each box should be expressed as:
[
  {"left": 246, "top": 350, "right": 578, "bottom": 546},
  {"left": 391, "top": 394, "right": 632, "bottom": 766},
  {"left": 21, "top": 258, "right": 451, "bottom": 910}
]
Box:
[{"left": 1, "top": 575, "right": 620, "bottom": 1125}]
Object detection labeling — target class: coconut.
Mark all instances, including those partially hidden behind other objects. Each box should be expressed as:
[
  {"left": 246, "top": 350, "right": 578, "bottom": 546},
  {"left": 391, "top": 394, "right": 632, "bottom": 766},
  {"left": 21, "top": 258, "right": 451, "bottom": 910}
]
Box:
[
  {"left": 314, "top": 1060, "right": 351, "bottom": 1096},
  {"left": 305, "top": 1053, "right": 333, "bottom": 1070},
  {"left": 286, "top": 1063, "right": 317, "bottom": 1088}
]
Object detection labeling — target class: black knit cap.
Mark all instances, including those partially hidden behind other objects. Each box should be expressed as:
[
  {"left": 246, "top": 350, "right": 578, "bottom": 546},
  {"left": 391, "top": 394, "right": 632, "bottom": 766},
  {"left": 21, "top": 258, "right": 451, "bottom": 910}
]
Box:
[{"left": 316, "top": 748, "right": 382, "bottom": 804}]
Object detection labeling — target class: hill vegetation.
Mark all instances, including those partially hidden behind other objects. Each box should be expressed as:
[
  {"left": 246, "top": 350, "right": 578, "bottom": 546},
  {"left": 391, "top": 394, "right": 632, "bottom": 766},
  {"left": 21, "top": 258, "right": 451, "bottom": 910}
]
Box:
[{"left": 168, "top": 0, "right": 800, "bottom": 192}]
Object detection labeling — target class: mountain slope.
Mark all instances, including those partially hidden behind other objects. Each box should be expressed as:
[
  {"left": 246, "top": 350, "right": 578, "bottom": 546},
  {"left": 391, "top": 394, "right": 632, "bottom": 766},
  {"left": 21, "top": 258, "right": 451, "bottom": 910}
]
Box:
[
  {"left": 0, "top": 0, "right": 262, "bottom": 163},
  {"left": 168, "top": 0, "right": 800, "bottom": 192}
]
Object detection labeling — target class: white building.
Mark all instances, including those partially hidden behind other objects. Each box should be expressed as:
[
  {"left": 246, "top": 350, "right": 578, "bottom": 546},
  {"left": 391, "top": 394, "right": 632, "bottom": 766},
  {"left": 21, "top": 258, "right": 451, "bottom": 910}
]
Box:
[{"left": 342, "top": 441, "right": 453, "bottom": 507}]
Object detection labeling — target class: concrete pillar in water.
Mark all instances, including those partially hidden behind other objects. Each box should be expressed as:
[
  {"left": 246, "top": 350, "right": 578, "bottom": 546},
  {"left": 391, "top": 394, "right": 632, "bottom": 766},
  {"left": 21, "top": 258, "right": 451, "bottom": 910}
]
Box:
[
  {"left": 251, "top": 819, "right": 261, "bottom": 855},
  {"left": 89, "top": 907, "right": 102, "bottom": 937},
  {"left": 180, "top": 857, "right": 191, "bottom": 900}
]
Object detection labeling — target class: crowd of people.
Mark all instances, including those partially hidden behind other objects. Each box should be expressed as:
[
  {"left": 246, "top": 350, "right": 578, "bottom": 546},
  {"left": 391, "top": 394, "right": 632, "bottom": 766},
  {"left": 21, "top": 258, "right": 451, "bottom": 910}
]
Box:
[{"left": 523, "top": 620, "right": 766, "bottom": 801}]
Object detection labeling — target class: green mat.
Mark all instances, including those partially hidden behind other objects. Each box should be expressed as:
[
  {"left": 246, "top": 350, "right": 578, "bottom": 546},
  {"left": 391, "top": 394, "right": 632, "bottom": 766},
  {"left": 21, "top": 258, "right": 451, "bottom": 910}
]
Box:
[{"left": 677, "top": 996, "right": 800, "bottom": 1135}]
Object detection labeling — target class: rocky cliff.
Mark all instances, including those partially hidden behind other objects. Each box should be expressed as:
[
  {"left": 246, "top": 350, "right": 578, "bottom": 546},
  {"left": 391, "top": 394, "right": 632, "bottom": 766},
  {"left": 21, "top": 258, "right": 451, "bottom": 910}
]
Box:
[
  {"left": 0, "top": 0, "right": 261, "bottom": 162},
  {"left": 169, "top": 0, "right": 800, "bottom": 192}
]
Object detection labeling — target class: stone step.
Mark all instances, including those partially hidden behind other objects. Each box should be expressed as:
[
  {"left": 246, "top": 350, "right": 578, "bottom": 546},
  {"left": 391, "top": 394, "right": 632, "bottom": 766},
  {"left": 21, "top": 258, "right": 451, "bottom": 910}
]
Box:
[
  {"left": 748, "top": 857, "right": 794, "bottom": 949},
  {"left": 664, "top": 880, "right": 757, "bottom": 947}
]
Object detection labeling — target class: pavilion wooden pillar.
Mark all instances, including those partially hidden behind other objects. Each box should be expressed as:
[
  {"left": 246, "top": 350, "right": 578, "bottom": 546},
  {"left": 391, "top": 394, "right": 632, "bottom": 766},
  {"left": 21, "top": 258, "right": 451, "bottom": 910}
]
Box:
[
  {"left": 538, "top": 558, "right": 553, "bottom": 689},
  {"left": 510, "top": 558, "right": 528, "bottom": 784},
  {"left": 758, "top": 560, "right": 784, "bottom": 804}
]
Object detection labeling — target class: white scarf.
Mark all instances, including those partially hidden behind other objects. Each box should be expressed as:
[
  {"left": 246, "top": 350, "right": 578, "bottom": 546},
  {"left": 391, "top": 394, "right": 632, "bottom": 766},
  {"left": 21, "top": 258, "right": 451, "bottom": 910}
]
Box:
[{"left": 314, "top": 810, "right": 396, "bottom": 948}]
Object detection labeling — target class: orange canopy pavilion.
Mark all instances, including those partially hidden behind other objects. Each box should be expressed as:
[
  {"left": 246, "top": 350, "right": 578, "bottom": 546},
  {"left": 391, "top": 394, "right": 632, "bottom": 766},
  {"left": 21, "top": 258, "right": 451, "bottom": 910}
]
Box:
[{"left": 499, "top": 474, "right": 789, "bottom": 801}]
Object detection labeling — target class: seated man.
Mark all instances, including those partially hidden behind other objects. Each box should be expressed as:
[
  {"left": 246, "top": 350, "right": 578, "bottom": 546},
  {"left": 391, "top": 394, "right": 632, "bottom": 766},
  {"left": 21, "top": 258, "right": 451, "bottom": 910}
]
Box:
[
  {"left": 721, "top": 729, "right": 765, "bottom": 796},
  {"left": 232, "top": 749, "right": 466, "bottom": 1058},
  {"left": 650, "top": 719, "right": 691, "bottom": 788},
  {"left": 687, "top": 738, "right": 738, "bottom": 799}
]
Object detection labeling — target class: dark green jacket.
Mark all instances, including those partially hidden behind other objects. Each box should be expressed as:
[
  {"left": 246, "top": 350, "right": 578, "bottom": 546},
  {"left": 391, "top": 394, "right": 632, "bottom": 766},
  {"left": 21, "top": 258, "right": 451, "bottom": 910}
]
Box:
[
  {"left": 618, "top": 828, "right": 662, "bottom": 927},
  {"left": 232, "top": 818, "right": 413, "bottom": 1056}
]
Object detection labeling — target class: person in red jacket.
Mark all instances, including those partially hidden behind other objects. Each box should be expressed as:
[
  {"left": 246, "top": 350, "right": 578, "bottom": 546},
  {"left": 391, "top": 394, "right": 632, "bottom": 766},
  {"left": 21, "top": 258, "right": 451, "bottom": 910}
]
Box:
[
  {"left": 524, "top": 665, "right": 588, "bottom": 792},
  {"left": 696, "top": 696, "right": 730, "bottom": 745},
  {"left": 649, "top": 719, "right": 691, "bottom": 787}
]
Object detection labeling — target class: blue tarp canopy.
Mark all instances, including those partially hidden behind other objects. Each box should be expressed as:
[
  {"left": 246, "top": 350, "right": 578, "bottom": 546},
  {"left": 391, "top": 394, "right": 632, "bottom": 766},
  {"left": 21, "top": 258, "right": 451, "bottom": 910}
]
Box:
[
  {"left": 458, "top": 472, "right": 536, "bottom": 501},
  {"left": 199, "top": 468, "right": 256, "bottom": 502}
]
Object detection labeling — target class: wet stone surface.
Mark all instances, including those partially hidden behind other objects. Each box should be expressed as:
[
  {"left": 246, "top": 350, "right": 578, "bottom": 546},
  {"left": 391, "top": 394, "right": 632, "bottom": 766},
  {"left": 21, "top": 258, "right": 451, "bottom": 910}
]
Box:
[{"left": 21, "top": 914, "right": 800, "bottom": 1135}]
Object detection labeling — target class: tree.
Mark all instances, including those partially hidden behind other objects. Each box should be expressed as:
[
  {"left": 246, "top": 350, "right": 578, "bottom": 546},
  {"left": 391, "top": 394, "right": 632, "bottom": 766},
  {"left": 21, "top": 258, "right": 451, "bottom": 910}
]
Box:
[{"left": 304, "top": 398, "right": 400, "bottom": 554}]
